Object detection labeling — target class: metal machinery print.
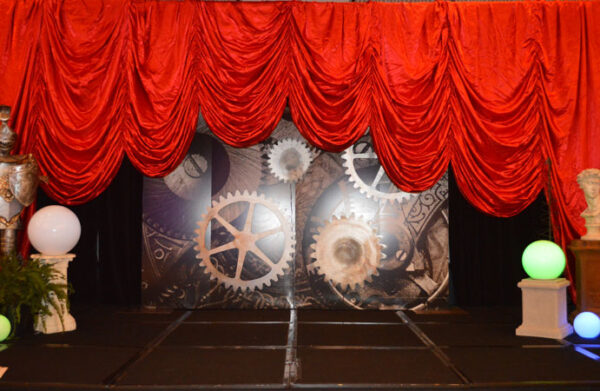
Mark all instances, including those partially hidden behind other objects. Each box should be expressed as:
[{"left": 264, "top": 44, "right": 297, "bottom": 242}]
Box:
[{"left": 142, "top": 113, "right": 449, "bottom": 310}]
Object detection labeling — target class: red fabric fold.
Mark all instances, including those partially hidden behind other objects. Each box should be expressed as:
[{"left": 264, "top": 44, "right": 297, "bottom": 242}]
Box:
[{"left": 1, "top": 1, "right": 598, "bottom": 297}]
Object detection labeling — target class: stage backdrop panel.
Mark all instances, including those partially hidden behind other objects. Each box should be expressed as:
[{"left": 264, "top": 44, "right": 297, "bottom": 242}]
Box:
[{"left": 142, "top": 113, "right": 448, "bottom": 310}]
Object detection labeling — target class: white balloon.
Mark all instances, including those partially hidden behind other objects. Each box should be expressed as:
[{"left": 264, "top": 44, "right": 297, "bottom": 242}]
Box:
[{"left": 27, "top": 205, "right": 81, "bottom": 256}]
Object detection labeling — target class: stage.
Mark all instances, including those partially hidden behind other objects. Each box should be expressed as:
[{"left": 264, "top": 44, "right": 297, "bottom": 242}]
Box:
[{"left": 0, "top": 307, "right": 599, "bottom": 391}]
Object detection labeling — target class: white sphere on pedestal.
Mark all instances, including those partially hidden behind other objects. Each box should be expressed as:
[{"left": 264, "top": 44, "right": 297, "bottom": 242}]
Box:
[{"left": 27, "top": 205, "right": 81, "bottom": 255}]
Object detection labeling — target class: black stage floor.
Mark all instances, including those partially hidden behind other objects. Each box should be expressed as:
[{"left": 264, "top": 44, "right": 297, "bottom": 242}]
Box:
[{"left": 0, "top": 307, "right": 599, "bottom": 390}]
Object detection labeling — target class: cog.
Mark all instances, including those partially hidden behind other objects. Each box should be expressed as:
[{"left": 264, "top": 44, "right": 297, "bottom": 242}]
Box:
[
  {"left": 194, "top": 191, "right": 294, "bottom": 292},
  {"left": 342, "top": 142, "right": 413, "bottom": 203},
  {"left": 268, "top": 138, "right": 312, "bottom": 183},
  {"left": 309, "top": 215, "right": 384, "bottom": 290}
]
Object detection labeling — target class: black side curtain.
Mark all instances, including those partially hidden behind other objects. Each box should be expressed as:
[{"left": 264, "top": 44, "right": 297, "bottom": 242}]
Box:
[
  {"left": 37, "top": 158, "right": 143, "bottom": 307},
  {"left": 448, "top": 167, "right": 551, "bottom": 306}
]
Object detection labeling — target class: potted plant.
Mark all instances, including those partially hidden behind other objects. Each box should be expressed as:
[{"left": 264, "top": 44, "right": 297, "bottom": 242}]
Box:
[{"left": 0, "top": 253, "right": 69, "bottom": 339}]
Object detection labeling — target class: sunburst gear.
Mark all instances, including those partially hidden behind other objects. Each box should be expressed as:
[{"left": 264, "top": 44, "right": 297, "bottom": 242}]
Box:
[
  {"left": 194, "top": 191, "right": 294, "bottom": 292},
  {"left": 268, "top": 138, "right": 313, "bottom": 183},
  {"left": 342, "top": 142, "right": 414, "bottom": 203},
  {"left": 309, "top": 215, "right": 384, "bottom": 290}
]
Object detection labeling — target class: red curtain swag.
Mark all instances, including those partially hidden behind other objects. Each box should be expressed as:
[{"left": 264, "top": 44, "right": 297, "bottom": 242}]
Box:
[{"left": 1, "top": 1, "right": 599, "bottom": 297}]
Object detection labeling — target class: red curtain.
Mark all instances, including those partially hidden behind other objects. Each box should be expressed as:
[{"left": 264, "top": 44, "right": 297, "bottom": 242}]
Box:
[{"left": 1, "top": 1, "right": 599, "bottom": 295}]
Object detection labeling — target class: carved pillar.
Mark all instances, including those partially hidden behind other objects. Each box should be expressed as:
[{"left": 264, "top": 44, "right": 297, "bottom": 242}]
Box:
[
  {"left": 569, "top": 240, "right": 600, "bottom": 315},
  {"left": 32, "top": 254, "right": 76, "bottom": 334}
]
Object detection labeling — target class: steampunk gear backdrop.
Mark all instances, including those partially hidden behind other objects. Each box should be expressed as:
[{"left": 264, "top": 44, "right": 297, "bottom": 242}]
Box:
[{"left": 142, "top": 114, "right": 449, "bottom": 309}]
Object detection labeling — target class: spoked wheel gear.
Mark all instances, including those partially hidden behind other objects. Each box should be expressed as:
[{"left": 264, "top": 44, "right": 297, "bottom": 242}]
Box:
[
  {"left": 268, "top": 138, "right": 313, "bottom": 183},
  {"left": 342, "top": 141, "right": 413, "bottom": 204},
  {"left": 309, "top": 215, "right": 384, "bottom": 290},
  {"left": 194, "top": 191, "right": 294, "bottom": 292}
]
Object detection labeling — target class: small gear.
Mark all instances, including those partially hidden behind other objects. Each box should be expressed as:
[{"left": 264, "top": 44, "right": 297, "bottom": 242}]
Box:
[
  {"left": 342, "top": 142, "right": 413, "bottom": 203},
  {"left": 309, "top": 215, "right": 384, "bottom": 290},
  {"left": 268, "top": 138, "right": 312, "bottom": 183},
  {"left": 194, "top": 191, "right": 294, "bottom": 292}
]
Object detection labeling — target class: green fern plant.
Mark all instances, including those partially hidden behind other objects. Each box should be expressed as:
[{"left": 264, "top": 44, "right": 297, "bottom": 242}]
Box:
[{"left": 0, "top": 253, "right": 70, "bottom": 339}]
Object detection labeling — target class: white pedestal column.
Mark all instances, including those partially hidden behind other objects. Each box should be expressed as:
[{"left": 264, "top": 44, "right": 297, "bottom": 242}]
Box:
[
  {"left": 32, "top": 254, "right": 76, "bottom": 334},
  {"left": 516, "top": 278, "right": 573, "bottom": 339}
]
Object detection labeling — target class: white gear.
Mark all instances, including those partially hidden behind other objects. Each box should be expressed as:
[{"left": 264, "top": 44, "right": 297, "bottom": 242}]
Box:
[
  {"left": 194, "top": 191, "right": 294, "bottom": 292},
  {"left": 342, "top": 144, "right": 413, "bottom": 203},
  {"left": 309, "top": 215, "right": 384, "bottom": 290},
  {"left": 268, "top": 138, "right": 312, "bottom": 183}
]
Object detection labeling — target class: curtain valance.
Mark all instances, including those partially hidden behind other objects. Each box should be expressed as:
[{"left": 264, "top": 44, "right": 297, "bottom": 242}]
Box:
[{"left": 2, "top": 0, "right": 599, "bottom": 296}]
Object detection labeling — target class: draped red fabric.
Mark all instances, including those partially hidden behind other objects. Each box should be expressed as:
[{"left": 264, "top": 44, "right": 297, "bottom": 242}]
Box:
[
  {"left": 197, "top": 2, "right": 289, "bottom": 147},
  {"left": 1, "top": 1, "right": 599, "bottom": 296}
]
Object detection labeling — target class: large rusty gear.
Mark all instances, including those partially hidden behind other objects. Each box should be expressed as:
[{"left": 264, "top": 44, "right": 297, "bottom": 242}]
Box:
[
  {"left": 309, "top": 215, "right": 384, "bottom": 290},
  {"left": 194, "top": 191, "right": 294, "bottom": 292},
  {"left": 342, "top": 142, "right": 414, "bottom": 204},
  {"left": 267, "top": 138, "right": 313, "bottom": 183}
]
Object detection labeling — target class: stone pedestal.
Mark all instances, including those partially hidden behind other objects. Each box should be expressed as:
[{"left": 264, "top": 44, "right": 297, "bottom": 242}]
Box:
[
  {"left": 569, "top": 239, "right": 600, "bottom": 315},
  {"left": 516, "top": 278, "right": 573, "bottom": 339},
  {"left": 32, "top": 254, "right": 76, "bottom": 334}
]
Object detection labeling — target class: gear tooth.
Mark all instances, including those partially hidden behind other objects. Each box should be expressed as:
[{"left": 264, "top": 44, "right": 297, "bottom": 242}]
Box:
[
  {"left": 234, "top": 190, "right": 241, "bottom": 197},
  {"left": 242, "top": 189, "right": 249, "bottom": 197}
]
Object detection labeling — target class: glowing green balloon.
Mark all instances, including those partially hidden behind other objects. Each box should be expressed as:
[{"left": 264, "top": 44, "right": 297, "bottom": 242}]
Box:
[
  {"left": 522, "top": 240, "right": 566, "bottom": 279},
  {"left": 0, "top": 315, "right": 10, "bottom": 342}
]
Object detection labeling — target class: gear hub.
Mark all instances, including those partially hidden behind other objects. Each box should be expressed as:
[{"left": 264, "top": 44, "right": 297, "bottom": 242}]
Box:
[{"left": 309, "top": 215, "right": 384, "bottom": 290}]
